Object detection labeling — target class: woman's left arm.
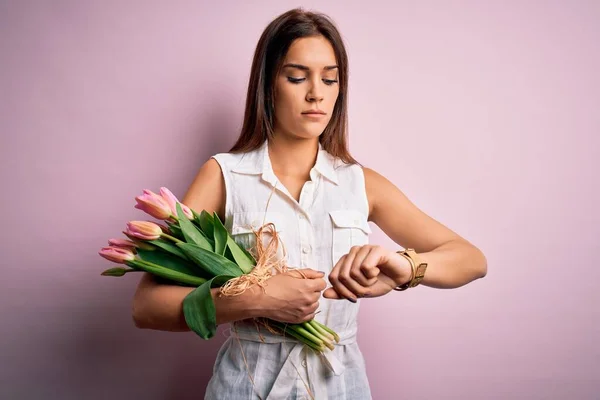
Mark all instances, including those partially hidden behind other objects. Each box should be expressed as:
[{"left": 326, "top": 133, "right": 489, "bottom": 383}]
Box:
[
  {"left": 325, "top": 167, "right": 488, "bottom": 300},
  {"left": 364, "top": 166, "right": 488, "bottom": 289}
]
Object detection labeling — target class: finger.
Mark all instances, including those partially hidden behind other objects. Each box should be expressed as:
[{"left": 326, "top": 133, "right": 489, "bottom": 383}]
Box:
[
  {"left": 291, "top": 268, "right": 325, "bottom": 279},
  {"left": 327, "top": 256, "right": 355, "bottom": 301},
  {"left": 362, "top": 263, "right": 380, "bottom": 280},
  {"left": 350, "top": 247, "right": 379, "bottom": 287},
  {"left": 330, "top": 251, "right": 361, "bottom": 302},
  {"left": 359, "top": 247, "right": 390, "bottom": 283},
  {"left": 342, "top": 247, "right": 376, "bottom": 297},
  {"left": 327, "top": 254, "right": 343, "bottom": 287},
  {"left": 323, "top": 287, "right": 342, "bottom": 299},
  {"left": 300, "top": 312, "right": 317, "bottom": 323},
  {"left": 309, "top": 278, "right": 327, "bottom": 292},
  {"left": 307, "top": 301, "right": 320, "bottom": 313}
]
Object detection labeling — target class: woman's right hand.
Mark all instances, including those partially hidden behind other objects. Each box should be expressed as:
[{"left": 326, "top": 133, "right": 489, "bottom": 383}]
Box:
[{"left": 256, "top": 268, "right": 327, "bottom": 324}]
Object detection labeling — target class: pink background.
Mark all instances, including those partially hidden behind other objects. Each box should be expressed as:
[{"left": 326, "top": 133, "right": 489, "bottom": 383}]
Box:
[{"left": 1, "top": 1, "right": 598, "bottom": 399}]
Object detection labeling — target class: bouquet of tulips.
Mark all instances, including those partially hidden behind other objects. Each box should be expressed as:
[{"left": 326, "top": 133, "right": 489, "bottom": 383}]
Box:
[{"left": 98, "top": 187, "right": 339, "bottom": 353}]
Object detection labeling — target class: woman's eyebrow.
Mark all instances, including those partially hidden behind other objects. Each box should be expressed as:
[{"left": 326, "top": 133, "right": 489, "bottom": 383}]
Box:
[{"left": 282, "top": 63, "right": 339, "bottom": 71}]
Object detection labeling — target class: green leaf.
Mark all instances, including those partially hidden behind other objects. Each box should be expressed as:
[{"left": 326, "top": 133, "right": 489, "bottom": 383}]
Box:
[
  {"left": 100, "top": 267, "right": 138, "bottom": 277},
  {"left": 136, "top": 248, "right": 206, "bottom": 278},
  {"left": 147, "top": 238, "right": 189, "bottom": 260},
  {"left": 176, "top": 242, "right": 244, "bottom": 277},
  {"left": 126, "top": 259, "right": 207, "bottom": 286},
  {"left": 182, "top": 274, "right": 235, "bottom": 339},
  {"left": 212, "top": 212, "right": 227, "bottom": 255},
  {"left": 226, "top": 236, "right": 255, "bottom": 274},
  {"left": 198, "top": 228, "right": 215, "bottom": 249},
  {"left": 189, "top": 215, "right": 216, "bottom": 249},
  {"left": 223, "top": 245, "right": 235, "bottom": 263},
  {"left": 198, "top": 210, "right": 214, "bottom": 238},
  {"left": 176, "top": 203, "right": 213, "bottom": 251},
  {"left": 166, "top": 222, "right": 184, "bottom": 240},
  {"left": 191, "top": 208, "right": 202, "bottom": 221}
]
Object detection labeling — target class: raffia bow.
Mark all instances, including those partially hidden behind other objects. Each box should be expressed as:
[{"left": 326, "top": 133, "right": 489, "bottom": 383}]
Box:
[{"left": 218, "top": 221, "right": 306, "bottom": 295}]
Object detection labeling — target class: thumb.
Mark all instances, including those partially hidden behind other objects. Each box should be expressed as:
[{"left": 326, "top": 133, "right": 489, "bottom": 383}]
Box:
[{"left": 292, "top": 268, "right": 325, "bottom": 279}]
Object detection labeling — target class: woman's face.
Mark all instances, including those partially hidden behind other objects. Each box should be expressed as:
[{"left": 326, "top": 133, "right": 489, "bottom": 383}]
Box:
[{"left": 273, "top": 35, "right": 340, "bottom": 140}]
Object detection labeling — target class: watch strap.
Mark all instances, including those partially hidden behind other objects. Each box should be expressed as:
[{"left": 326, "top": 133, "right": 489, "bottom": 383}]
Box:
[{"left": 393, "top": 248, "right": 427, "bottom": 291}]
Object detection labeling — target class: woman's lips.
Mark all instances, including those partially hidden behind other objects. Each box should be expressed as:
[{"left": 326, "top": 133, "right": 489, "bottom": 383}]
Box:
[{"left": 302, "top": 112, "right": 327, "bottom": 119}]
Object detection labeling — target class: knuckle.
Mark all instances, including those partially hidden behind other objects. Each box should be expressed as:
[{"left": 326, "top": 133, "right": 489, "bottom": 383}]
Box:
[
  {"left": 334, "top": 255, "right": 346, "bottom": 265},
  {"left": 350, "top": 270, "right": 362, "bottom": 280}
]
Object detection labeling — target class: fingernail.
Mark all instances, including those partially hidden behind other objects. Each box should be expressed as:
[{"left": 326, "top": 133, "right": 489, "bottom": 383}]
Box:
[
  {"left": 348, "top": 297, "right": 357, "bottom": 303},
  {"left": 363, "top": 292, "right": 371, "bottom": 297}
]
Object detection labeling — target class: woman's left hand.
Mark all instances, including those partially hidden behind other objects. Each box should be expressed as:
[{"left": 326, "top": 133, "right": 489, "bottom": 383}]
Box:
[{"left": 322, "top": 245, "right": 413, "bottom": 302}]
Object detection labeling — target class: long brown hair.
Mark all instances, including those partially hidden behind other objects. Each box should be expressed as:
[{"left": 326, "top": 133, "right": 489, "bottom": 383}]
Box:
[{"left": 228, "top": 8, "right": 359, "bottom": 165}]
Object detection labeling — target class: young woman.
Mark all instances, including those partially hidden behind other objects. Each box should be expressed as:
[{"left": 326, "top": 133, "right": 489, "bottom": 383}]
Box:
[{"left": 132, "top": 8, "right": 487, "bottom": 400}]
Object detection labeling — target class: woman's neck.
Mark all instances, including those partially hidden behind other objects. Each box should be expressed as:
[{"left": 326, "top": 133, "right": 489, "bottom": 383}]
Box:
[{"left": 268, "top": 135, "right": 319, "bottom": 179}]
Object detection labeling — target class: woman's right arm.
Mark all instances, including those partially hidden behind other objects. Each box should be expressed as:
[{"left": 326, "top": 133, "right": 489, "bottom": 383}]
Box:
[
  {"left": 131, "top": 272, "right": 266, "bottom": 331},
  {"left": 131, "top": 158, "right": 327, "bottom": 331},
  {"left": 131, "top": 157, "right": 252, "bottom": 331}
]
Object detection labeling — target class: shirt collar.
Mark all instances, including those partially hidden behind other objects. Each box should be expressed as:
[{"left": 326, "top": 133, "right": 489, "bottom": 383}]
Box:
[{"left": 231, "top": 140, "right": 340, "bottom": 185}]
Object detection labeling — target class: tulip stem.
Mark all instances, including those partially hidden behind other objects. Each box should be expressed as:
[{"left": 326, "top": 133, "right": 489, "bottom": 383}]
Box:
[{"left": 160, "top": 233, "right": 183, "bottom": 244}]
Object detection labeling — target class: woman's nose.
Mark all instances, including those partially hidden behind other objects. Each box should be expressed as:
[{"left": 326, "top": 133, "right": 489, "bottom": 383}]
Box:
[{"left": 306, "top": 82, "right": 324, "bottom": 102}]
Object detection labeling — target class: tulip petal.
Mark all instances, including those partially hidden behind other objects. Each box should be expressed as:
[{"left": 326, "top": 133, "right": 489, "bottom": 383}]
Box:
[
  {"left": 99, "top": 246, "right": 135, "bottom": 263},
  {"left": 126, "top": 221, "right": 162, "bottom": 240},
  {"left": 135, "top": 189, "right": 172, "bottom": 220},
  {"left": 160, "top": 187, "right": 194, "bottom": 220}
]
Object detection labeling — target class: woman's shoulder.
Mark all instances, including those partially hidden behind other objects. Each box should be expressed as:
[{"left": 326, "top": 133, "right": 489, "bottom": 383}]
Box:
[
  {"left": 356, "top": 165, "right": 393, "bottom": 222},
  {"left": 211, "top": 147, "right": 260, "bottom": 173}
]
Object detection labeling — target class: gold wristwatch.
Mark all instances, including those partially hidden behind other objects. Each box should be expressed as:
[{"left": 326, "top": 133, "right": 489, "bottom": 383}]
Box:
[{"left": 393, "top": 248, "right": 427, "bottom": 291}]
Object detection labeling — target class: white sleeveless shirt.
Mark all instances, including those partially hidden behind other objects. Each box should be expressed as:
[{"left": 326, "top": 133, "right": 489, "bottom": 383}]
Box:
[{"left": 205, "top": 139, "right": 373, "bottom": 400}]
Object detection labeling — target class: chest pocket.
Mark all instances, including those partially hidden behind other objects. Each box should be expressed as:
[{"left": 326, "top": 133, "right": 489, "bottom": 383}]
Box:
[
  {"left": 230, "top": 211, "right": 287, "bottom": 261},
  {"left": 329, "top": 209, "right": 372, "bottom": 266}
]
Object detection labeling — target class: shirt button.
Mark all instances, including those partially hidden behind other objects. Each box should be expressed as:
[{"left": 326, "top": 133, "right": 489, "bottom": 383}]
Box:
[
  {"left": 302, "top": 246, "right": 310, "bottom": 254},
  {"left": 301, "top": 359, "right": 307, "bottom": 368}
]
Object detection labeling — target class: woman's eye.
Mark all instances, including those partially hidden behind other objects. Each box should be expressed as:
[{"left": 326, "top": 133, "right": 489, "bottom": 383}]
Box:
[
  {"left": 287, "top": 77, "right": 305, "bottom": 84},
  {"left": 286, "top": 77, "right": 338, "bottom": 85}
]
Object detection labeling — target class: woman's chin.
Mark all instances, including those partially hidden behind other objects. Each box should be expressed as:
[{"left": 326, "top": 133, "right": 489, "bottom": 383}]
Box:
[{"left": 296, "top": 124, "right": 328, "bottom": 138}]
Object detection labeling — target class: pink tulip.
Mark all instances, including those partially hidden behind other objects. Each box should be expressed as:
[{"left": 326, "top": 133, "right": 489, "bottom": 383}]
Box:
[
  {"left": 108, "top": 238, "right": 137, "bottom": 251},
  {"left": 126, "top": 221, "right": 162, "bottom": 240},
  {"left": 134, "top": 189, "right": 172, "bottom": 220},
  {"left": 160, "top": 187, "right": 193, "bottom": 220},
  {"left": 99, "top": 246, "right": 135, "bottom": 264},
  {"left": 121, "top": 232, "right": 156, "bottom": 250}
]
